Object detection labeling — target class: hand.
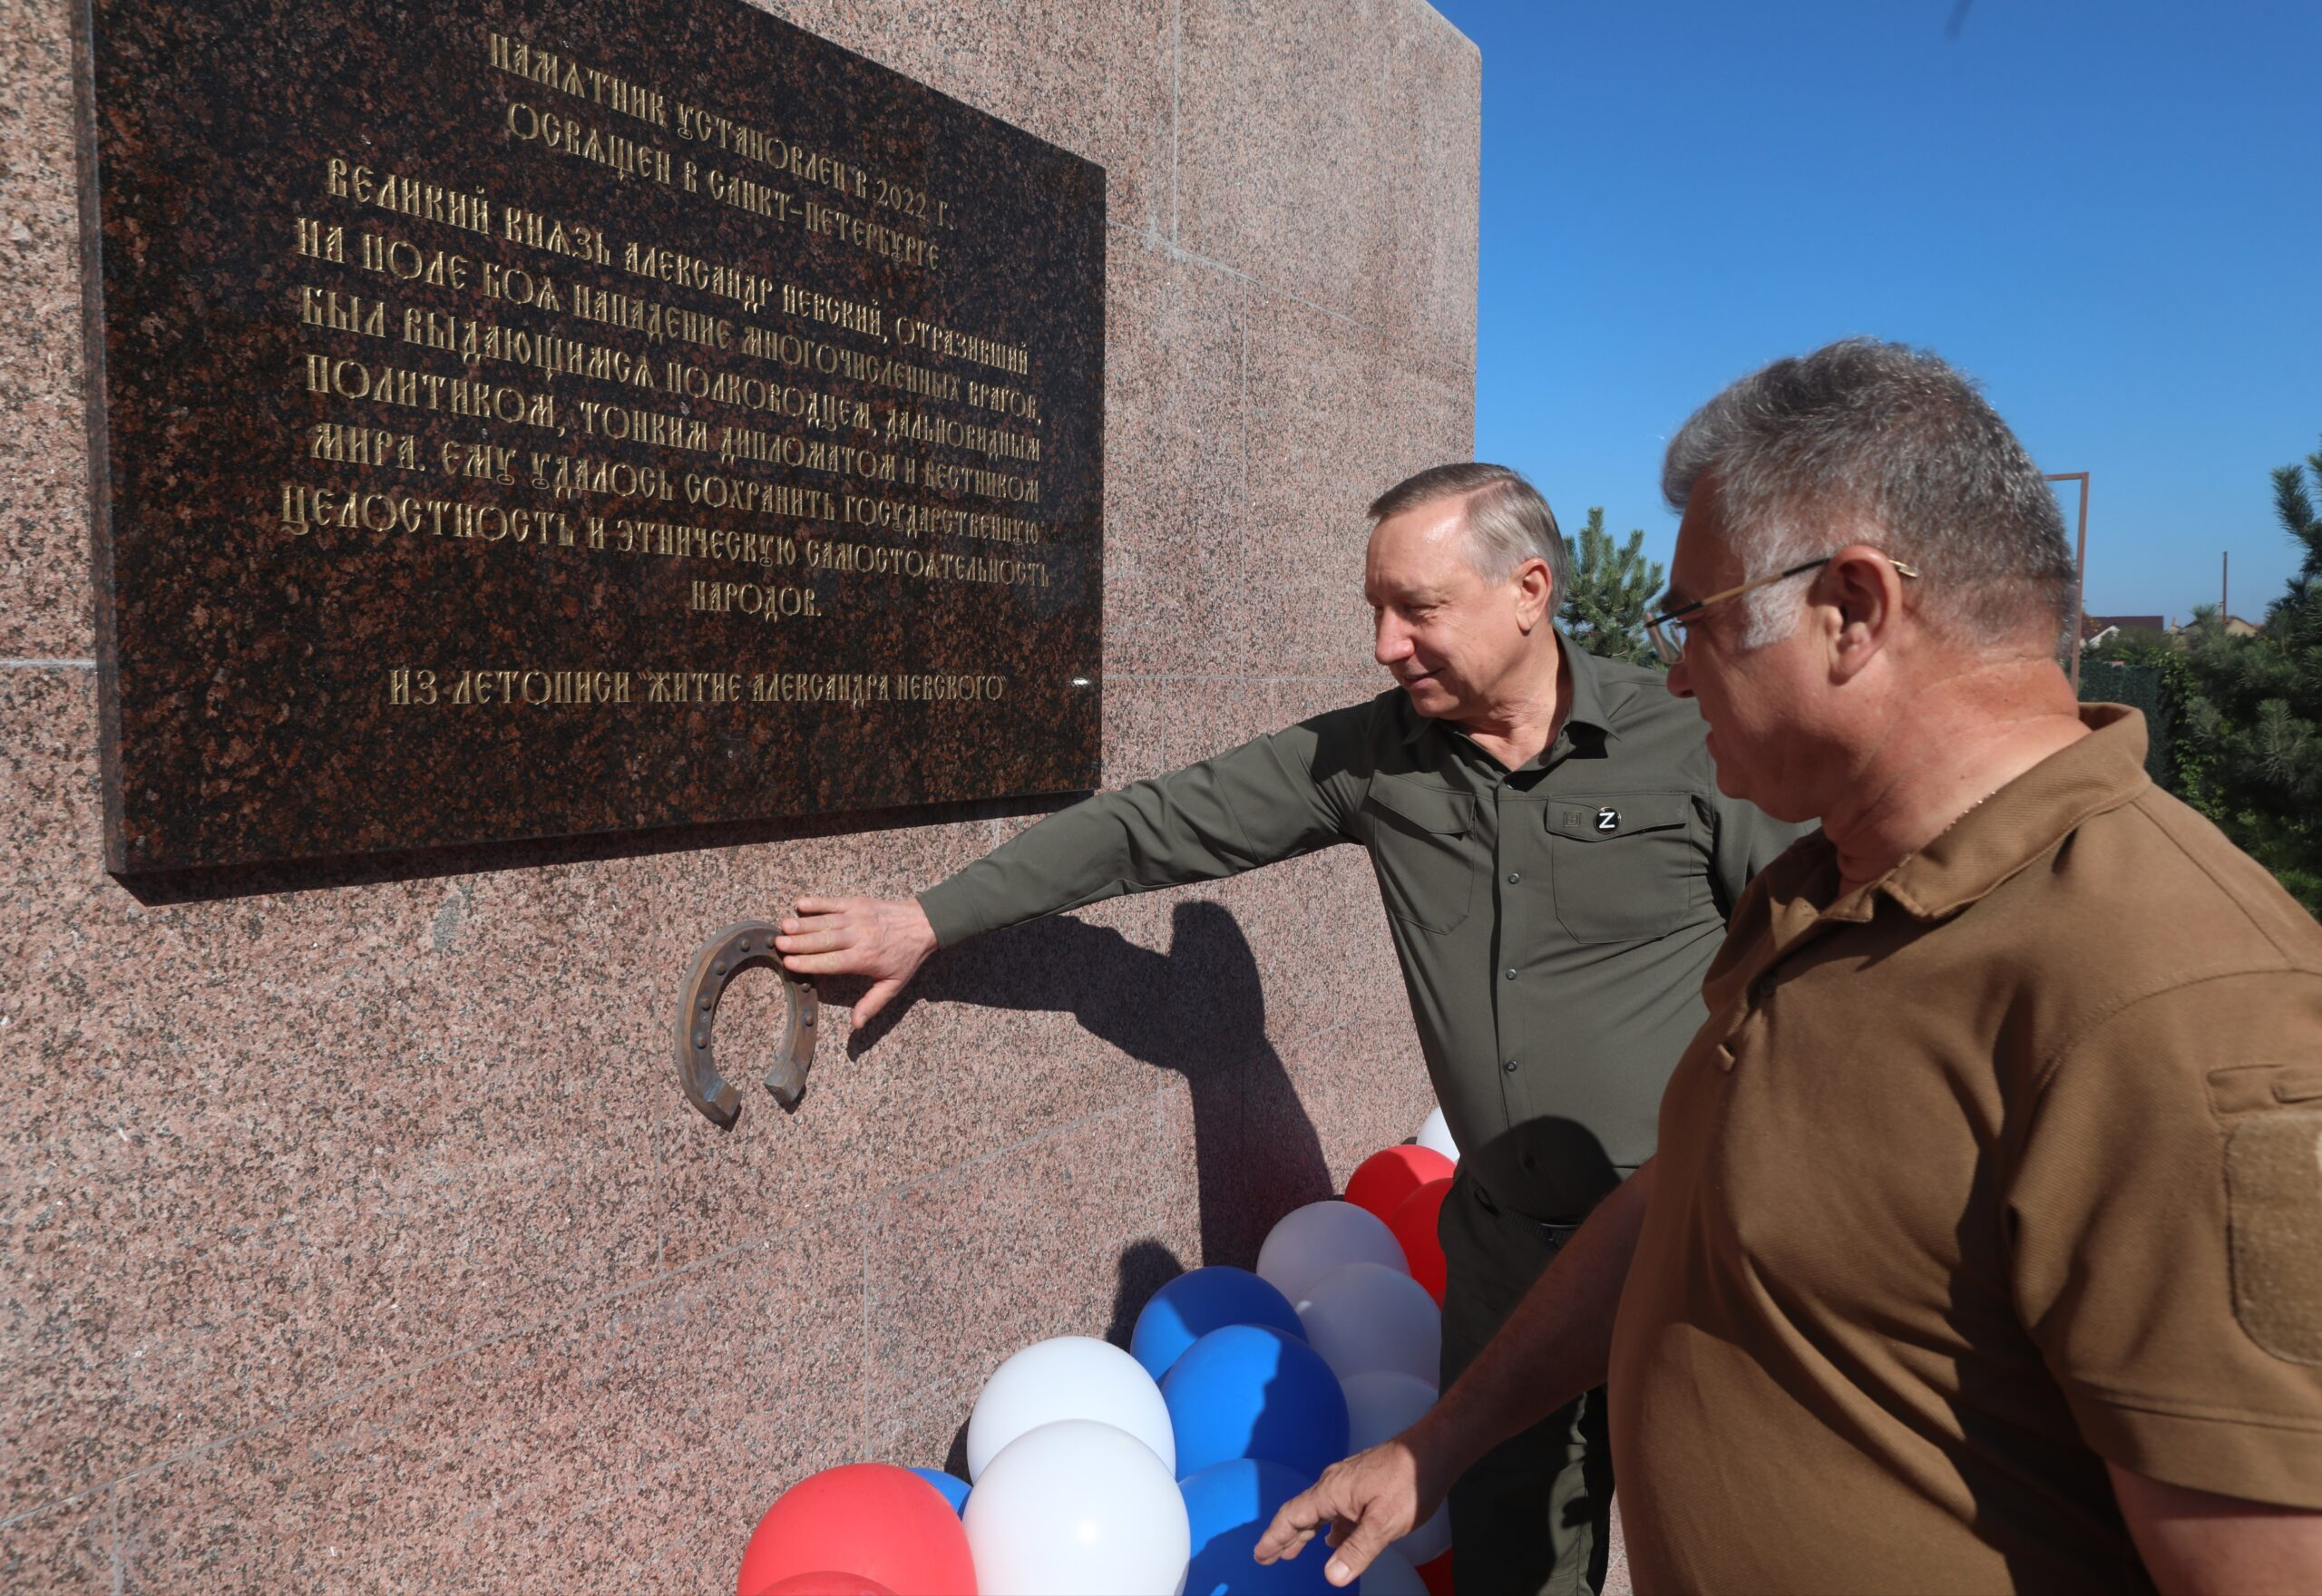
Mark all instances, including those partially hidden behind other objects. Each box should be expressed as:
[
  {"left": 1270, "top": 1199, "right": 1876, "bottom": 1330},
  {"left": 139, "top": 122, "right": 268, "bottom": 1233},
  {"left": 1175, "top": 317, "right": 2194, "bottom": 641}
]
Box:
[
  {"left": 775, "top": 895, "right": 939, "bottom": 1027},
  {"left": 1254, "top": 1433, "right": 1448, "bottom": 1588}
]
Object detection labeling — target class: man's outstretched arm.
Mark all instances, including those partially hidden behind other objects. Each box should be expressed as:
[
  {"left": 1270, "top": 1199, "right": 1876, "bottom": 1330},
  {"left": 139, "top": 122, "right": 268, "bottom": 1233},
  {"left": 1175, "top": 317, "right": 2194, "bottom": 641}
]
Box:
[
  {"left": 1255, "top": 1160, "right": 1656, "bottom": 1588},
  {"left": 774, "top": 709, "right": 1372, "bottom": 1024}
]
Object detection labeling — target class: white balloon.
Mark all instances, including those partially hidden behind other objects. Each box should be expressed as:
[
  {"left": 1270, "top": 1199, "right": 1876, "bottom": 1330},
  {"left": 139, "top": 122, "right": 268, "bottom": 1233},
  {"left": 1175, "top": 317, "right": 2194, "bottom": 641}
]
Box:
[
  {"left": 1415, "top": 1107, "right": 1460, "bottom": 1164},
  {"left": 1357, "top": 1545, "right": 1429, "bottom": 1596},
  {"left": 1299, "top": 1262, "right": 1441, "bottom": 1385},
  {"left": 964, "top": 1418, "right": 1192, "bottom": 1596},
  {"left": 967, "top": 1335, "right": 1175, "bottom": 1482},
  {"left": 1256, "top": 1200, "right": 1410, "bottom": 1312},
  {"left": 1341, "top": 1370, "right": 1452, "bottom": 1565}
]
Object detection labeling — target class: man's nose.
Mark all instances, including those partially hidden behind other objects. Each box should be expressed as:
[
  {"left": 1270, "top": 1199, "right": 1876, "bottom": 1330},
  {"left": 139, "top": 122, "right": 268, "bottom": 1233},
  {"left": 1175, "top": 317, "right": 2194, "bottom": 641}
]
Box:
[
  {"left": 1666, "top": 649, "right": 1695, "bottom": 699},
  {"left": 1374, "top": 614, "right": 1411, "bottom": 666}
]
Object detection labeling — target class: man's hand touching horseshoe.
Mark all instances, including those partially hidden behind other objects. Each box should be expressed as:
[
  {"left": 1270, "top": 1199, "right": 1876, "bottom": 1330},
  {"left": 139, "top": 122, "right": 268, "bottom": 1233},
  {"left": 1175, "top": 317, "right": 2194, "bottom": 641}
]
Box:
[{"left": 775, "top": 895, "right": 940, "bottom": 1027}]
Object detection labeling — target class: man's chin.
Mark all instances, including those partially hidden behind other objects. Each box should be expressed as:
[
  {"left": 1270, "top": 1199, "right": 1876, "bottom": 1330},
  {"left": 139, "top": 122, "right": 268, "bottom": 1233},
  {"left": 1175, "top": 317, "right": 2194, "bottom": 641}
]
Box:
[
  {"left": 1398, "top": 680, "right": 1454, "bottom": 715},
  {"left": 1704, "top": 733, "right": 1754, "bottom": 800},
  {"left": 1708, "top": 749, "right": 1815, "bottom": 824}
]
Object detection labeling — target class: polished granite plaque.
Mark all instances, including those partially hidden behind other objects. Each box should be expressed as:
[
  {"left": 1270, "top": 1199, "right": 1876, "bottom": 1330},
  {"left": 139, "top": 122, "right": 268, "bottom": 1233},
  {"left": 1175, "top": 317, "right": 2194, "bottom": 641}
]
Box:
[{"left": 74, "top": 0, "right": 1104, "bottom": 873}]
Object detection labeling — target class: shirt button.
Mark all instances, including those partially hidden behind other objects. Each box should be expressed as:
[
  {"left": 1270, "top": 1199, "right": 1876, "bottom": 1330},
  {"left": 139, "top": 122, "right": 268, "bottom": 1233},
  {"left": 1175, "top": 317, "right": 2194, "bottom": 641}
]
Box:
[
  {"left": 1751, "top": 973, "right": 1777, "bottom": 1001},
  {"left": 1503, "top": 1058, "right": 1519, "bottom": 1073},
  {"left": 1507, "top": 871, "right": 1521, "bottom": 885},
  {"left": 1504, "top": 968, "right": 1517, "bottom": 980}
]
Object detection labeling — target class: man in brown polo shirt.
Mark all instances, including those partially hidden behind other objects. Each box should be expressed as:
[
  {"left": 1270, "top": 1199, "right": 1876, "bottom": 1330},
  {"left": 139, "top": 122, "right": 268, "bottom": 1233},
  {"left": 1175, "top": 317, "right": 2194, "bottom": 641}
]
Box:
[{"left": 1259, "top": 339, "right": 2322, "bottom": 1591}]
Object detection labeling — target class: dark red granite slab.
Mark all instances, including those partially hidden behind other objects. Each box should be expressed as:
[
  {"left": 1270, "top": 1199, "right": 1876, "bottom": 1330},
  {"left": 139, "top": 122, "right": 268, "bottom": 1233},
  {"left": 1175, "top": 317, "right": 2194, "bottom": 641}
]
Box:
[{"left": 74, "top": 0, "right": 1104, "bottom": 874}]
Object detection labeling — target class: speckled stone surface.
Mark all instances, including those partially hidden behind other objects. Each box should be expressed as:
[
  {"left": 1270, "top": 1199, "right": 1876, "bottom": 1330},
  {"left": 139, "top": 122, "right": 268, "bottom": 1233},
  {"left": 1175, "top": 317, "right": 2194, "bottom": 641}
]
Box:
[
  {"left": 1179, "top": 0, "right": 1479, "bottom": 374},
  {"left": 113, "top": 1218, "right": 865, "bottom": 1593},
  {"left": 3, "top": 0, "right": 1476, "bottom": 1586},
  {"left": 0, "top": 0, "right": 92, "bottom": 662},
  {"left": 80, "top": 0, "right": 1105, "bottom": 873},
  {"left": 0, "top": 1488, "right": 111, "bottom": 1595}
]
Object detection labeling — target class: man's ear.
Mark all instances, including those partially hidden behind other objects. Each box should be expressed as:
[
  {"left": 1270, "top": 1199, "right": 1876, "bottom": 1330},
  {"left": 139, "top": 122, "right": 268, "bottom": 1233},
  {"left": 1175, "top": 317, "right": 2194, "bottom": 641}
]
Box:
[
  {"left": 1515, "top": 556, "right": 1555, "bottom": 632},
  {"left": 1820, "top": 543, "right": 1907, "bottom": 682}
]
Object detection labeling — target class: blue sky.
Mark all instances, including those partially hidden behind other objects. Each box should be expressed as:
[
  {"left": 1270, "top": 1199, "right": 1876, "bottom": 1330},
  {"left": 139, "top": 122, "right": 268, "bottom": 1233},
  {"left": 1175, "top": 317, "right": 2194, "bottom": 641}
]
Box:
[{"left": 1431, "top": 0, "right": 2322, "bottom": 624}]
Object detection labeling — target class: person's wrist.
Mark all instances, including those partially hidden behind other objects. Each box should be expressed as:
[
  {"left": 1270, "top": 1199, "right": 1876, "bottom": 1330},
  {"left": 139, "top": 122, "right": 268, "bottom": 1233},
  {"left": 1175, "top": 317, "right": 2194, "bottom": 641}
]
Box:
[
  {"left": 1403, "top": 1399, "right": 1483, "bottom": 1495},
  {"left": 903, "top": 899, "right": 939, "bottom": 959}
]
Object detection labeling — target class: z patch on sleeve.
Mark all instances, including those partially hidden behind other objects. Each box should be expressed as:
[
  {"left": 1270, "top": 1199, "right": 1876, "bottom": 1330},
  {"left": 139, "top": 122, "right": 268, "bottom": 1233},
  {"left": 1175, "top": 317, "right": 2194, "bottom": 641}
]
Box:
[{"left": 2228, "top": 1111, "right": 2322, "bottom": 1364}]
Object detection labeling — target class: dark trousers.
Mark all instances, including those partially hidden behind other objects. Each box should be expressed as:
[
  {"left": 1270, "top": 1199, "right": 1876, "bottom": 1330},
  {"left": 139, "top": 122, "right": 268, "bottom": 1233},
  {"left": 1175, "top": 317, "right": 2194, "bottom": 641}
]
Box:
[{"left": 1439, "top": 1173, "right": 1615, "bottom": 1596}]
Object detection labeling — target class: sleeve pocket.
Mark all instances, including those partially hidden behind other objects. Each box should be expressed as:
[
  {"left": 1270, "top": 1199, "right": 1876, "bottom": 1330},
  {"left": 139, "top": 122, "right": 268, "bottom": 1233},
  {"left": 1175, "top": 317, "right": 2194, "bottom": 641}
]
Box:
[{"left": 2208, "top": 1062, "right": 2322, "bottom": 1121}]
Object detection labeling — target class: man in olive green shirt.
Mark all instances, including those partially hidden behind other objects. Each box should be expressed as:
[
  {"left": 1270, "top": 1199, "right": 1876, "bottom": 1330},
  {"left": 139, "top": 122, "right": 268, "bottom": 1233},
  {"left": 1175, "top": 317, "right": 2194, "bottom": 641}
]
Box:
[{"left": 776, "top": 462, "right": 1799, "bottom": 1595}]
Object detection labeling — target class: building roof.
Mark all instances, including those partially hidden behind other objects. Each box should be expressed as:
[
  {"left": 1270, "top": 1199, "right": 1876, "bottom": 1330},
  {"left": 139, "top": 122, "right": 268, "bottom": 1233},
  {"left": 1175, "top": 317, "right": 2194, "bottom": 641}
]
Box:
[
  {"left": 2082, "top": 614, "right": 2166, "bottom": 640},
  {"left": 2090, "top": 612, "right": 2173, "bottom": 640}
]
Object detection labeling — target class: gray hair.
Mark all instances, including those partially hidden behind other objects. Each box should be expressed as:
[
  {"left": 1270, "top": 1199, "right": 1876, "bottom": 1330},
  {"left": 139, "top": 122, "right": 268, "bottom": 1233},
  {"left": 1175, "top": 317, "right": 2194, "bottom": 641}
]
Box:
[
  {"left": 1369, "top": 462, "right": 1571, "bottom": 601},
  {"left": 1662, "top": 339, "right": 2076, "bottom": 647}
]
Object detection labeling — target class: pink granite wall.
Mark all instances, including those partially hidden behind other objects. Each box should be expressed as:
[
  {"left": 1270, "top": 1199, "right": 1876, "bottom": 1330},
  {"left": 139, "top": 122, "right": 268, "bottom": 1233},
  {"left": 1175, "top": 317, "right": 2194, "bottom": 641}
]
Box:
[{"left": 0, "top": 0, "right": 1478, "bottom": 1588}]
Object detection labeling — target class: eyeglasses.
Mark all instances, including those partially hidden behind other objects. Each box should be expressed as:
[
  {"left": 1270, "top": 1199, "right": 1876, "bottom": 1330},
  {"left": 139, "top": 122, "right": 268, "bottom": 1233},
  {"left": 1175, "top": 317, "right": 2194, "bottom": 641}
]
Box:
[{"left": 1644, "top": 554, "right": 1921, "bottom": 667}]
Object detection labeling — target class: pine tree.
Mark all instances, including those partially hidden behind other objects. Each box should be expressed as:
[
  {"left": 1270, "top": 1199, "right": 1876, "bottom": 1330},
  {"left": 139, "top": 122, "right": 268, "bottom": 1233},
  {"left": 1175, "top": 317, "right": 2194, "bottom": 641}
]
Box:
[
  {"left": 1558, "top": 508, "right": 1666, "bottom": 668},
  {"left": 2271, "top": 433, "right": 2322, "bottom": 609},
  {"left": 2169, "top": 437, "right": 2322, "bottom": 913}
]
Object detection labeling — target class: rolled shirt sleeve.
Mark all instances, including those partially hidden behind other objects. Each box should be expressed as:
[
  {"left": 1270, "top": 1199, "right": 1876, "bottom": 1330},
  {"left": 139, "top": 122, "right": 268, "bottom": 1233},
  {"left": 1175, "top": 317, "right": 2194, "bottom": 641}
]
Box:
[
  {"left": 917, "top": 704, "right": 1371, "bottom": 947},
  {"left": 2005, "top": 968, "right": 2322, "bottom": 1507}
]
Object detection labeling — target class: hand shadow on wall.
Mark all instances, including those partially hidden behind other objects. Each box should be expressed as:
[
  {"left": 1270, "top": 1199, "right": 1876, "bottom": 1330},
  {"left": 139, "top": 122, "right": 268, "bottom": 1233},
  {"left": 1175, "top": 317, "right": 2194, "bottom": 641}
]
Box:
[{"left": 844, "top": 900, "right": 1335, "bottom": 1274}]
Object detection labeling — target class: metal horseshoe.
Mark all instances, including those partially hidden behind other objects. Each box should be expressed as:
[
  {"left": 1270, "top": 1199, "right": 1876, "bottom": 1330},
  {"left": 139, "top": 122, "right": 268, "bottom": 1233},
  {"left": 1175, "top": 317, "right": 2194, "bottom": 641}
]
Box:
[{"left": 674, "top": 920, "right": 818, "bottom": 1125}]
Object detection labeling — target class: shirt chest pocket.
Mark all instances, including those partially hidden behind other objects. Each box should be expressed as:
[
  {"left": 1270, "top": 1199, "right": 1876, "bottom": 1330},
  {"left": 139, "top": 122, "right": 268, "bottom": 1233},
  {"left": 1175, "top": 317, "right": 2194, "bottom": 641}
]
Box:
[
  {"left": 1545, "top": 792, "right": 1697, "bottom": 944},
  {"left": 1361, "top": 775, "right": 1477, "bottom": 934}
]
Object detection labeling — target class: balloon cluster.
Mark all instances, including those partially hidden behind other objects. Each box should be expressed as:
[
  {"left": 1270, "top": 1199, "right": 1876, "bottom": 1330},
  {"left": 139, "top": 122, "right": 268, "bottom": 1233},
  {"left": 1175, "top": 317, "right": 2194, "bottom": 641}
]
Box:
[{"left": 737, "top": 1108, "right": 1467, "bottom": 1596}]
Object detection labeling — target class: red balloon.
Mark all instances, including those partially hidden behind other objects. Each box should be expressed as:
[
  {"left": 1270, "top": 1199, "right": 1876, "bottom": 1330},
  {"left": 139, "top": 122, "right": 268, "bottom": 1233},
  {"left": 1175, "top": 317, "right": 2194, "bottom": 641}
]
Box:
[
  {"left": 749, "top": 1577, "right": 898, "bottom": 1596},
  {"left": 1417, "top": 1549, "right": 1455, "bottom": 1596},
  {"left": 1389, "top": 1177, "right": 1452, "bottom": 1305},
  {"left": 1344, "top": 1145, "right": 1456, "bottom": 1223},
  {"left": 736, "top": 1464, "right": 975, "bottom": 1596}
]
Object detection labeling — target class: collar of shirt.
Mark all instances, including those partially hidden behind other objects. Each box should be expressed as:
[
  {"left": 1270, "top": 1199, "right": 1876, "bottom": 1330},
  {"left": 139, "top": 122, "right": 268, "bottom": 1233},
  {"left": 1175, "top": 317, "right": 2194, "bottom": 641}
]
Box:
[
  {"left": 1700, "top": 705, "right": 2151, "bottom": 1066},
  {"left": 1750, "top": 704, "right": 2152, "bottom": 953},
  {"left": 1396, "top": 630, "right": 1624, "bottom": 770}
]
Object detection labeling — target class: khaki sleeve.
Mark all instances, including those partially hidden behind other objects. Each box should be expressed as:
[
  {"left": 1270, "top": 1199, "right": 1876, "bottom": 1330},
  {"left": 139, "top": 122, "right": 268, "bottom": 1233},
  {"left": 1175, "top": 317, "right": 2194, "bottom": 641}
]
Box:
[
  {"left": 916, "top": 702, "right": 1371, "bottom": 947},
  {"left": 2005, "top": 969, "right": 2322, "bottom": 1508}
]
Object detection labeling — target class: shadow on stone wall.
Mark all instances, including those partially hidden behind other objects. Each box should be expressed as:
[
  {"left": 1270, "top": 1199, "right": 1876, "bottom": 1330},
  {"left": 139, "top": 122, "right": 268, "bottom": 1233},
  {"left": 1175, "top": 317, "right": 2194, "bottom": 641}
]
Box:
[
  {"left": 853, "top": 899, "right": 1333, "bottom": 1270},
  {"left": 847, "top": 900, "right": 1332, "bottom": 1481}
]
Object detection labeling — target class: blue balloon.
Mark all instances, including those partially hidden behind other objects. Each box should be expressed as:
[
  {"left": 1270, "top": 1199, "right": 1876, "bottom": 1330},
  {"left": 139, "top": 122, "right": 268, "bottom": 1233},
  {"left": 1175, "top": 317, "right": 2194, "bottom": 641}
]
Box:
[
  {"left": 1180, "top": 1458, "right": 1335, "bottom": 1595},
  {"left": 908, "top": 1465, "right": 971, "bottom": 1516},
  {"left": 1162, "top": 1324, "right": 1351, "bottom": 1482},
  {"left": 1133, "top": 1266, "right": 1307, "bottom": 1380}
]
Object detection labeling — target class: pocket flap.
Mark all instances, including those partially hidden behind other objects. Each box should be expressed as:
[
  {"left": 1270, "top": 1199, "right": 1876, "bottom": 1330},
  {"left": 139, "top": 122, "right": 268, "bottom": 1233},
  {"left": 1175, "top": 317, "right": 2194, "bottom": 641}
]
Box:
[
  {"left": 1364, "top": 776, "right": 1474, "bottom": 835},
  {"left": 1545, "top": 793, "right": 1690, "bottom": 843},
  {"left": 2209, "top": 1062, "right": 2322, "bottom": 1119}
]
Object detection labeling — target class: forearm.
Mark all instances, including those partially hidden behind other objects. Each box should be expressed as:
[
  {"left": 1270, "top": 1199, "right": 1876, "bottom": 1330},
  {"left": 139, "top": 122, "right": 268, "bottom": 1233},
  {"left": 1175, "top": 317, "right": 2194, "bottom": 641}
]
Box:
[
  {"left": 918, "top": 787, "right": 1205, "bottom": 945},
  {"left": 1414, "top": 1161, "right": 1654, "bottom": 1474},
  {"left": 2111, "top": 1465, "right": 2322, "bottom": 1595},
  {"left": 1250, "top": 1163, "right": 1654, "bottom": 1585},
  {"left": 919, "top": 732, "right": 1345, "bottom": 945}
]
